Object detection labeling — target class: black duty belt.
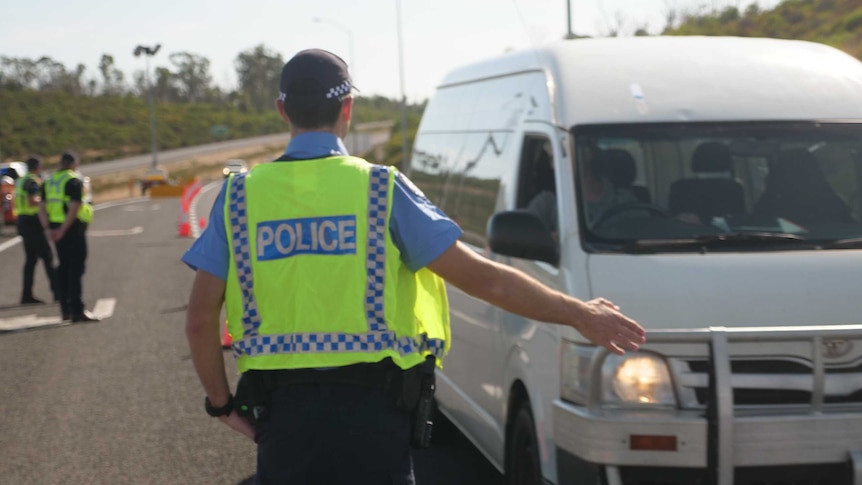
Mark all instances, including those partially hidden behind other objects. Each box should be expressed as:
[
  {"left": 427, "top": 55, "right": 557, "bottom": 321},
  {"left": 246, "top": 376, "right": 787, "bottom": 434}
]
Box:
[{"left": 250, "top": 358, "right": 404, "bottom": 391}]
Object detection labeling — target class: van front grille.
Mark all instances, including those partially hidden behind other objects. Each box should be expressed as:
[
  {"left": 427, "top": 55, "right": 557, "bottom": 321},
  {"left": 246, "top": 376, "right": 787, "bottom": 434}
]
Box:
[{"left": 674, "top": 357, "right": 862, "bottom": 408}]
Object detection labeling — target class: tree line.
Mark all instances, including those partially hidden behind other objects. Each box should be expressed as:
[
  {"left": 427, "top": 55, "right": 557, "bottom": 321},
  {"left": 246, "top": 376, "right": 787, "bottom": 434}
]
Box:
[
  {"left": 3, "top": 0, "right": 861, "bottom": 167},
  {"left": 664, "top": 0, "right": 862, "bottom": 60},
  {"left": 0, "top": 43, "right": 425, "bottom": 166},
  {"left": 2, "top": 44, "right": 297, "bottom": 113}
]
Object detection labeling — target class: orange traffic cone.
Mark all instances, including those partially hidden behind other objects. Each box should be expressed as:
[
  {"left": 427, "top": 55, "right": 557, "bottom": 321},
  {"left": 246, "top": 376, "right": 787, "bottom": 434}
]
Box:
[
  {"left": 178, "top": 212, "right": 191, "bottom": 237},
  {"left": 221, "top": 320, "right": 232, "bottom": 348}
]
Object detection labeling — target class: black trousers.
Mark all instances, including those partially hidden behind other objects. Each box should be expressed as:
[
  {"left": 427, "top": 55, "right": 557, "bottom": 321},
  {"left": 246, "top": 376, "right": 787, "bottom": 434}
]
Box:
[
  {"left": 53, "top": 225, "right": 87, "bottom": 316},
  {"left": 254, "top": 383, "right": 415, "bottom": 485},
  {"left": 17, "top": 215, "right": 57, "bottom": 301}
]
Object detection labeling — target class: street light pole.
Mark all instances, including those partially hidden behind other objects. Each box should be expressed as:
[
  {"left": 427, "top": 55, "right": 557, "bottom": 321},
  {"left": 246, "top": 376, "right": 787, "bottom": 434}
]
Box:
[
  {"left": 566, "top": 0, "right": 575, "bottom": 39},
  {"left": 312, "top": 18, "right": 355, "bottom": 78},
  {"left": 134, "top": 44, "right": 161, "bottom": 169},
  {"left": 395, "top": 0, "right": 410, "bottom": 176}
]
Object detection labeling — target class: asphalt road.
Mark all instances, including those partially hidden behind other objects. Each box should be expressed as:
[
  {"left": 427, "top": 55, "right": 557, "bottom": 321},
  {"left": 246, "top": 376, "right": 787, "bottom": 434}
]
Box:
[{"left": 0, "top": 180, "right": 502, "bottom": 485}]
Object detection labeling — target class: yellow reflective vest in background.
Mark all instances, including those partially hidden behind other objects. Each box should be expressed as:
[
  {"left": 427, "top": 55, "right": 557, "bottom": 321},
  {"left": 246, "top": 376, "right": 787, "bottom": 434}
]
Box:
[
  {"left": 44, "top": 169, "right": 93, "bottom": 224},
  {"left": 223, "top": 156, "right": 450, "bottom": 373},
  {"left": 14, "top": 174, "right": 40, "bottom": 217}
]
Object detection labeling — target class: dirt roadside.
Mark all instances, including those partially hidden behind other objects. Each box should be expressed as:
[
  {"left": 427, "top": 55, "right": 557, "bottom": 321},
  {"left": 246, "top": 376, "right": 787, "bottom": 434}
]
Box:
[{"left": 89, "top": 141, "right": 288, "bottom": 204}]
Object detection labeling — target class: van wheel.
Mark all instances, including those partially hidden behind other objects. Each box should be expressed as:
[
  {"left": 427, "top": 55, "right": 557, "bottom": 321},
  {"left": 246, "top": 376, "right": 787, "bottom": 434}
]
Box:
[{"left": 506, "top": 401, "right": 542, "bottom": 485}]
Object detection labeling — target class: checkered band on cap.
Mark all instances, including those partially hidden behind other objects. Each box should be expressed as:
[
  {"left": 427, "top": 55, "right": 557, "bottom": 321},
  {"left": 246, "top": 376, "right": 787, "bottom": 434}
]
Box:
[{"left": 326, "top": 80, "right": 352, "bottom": 100}]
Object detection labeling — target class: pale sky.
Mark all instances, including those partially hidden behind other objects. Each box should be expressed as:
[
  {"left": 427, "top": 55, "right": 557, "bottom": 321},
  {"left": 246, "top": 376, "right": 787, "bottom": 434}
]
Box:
[{"left": 1, "top": 0, "right": 781, "bottom": 102}]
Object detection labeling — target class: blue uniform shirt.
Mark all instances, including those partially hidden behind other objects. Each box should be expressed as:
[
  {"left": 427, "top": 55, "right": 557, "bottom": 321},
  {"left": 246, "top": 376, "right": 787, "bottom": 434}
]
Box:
[{"left": 182, "top": 132, "right": 463, "bottom": 280}]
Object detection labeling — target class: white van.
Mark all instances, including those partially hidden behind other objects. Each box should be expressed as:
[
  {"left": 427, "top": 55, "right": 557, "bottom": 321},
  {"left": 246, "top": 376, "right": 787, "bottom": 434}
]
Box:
[{"left": 413, "top": 36, "right": 862, "bottom": 485}]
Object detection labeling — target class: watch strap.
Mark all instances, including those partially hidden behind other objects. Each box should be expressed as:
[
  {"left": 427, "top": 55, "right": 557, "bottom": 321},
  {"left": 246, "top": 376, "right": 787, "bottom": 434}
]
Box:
[{"left": 205, "top": 394, "right": 234, "bottom": 417}]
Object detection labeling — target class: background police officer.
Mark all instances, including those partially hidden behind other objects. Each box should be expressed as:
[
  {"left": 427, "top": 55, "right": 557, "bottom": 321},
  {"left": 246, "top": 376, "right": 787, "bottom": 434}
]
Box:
[
  {"left": 183, "top": 49, "right": 645, "bottom": 485},
  {"left": 15, "top": 156, "right": 58, "bottom": 304},
  {"left": 39, "top": 151, "right": 99, "bottom": 322}
]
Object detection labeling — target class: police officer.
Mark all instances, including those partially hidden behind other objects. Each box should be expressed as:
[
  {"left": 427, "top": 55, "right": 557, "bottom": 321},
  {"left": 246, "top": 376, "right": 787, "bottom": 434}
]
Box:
[
  {"left": 15, "top": 156, "right": 58, "bottom": 304},
  {"left": 39, "top": 151, "right": 99, "bottom": 322},
  {"left": 183, "top": 49, "right": 645, "bottom": 485}
]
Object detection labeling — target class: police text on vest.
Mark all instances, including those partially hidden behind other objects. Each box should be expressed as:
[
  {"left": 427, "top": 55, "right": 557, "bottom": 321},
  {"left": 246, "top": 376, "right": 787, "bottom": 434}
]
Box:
[{"left": 257, "top": 215, "right": 357, "bottom": 260}]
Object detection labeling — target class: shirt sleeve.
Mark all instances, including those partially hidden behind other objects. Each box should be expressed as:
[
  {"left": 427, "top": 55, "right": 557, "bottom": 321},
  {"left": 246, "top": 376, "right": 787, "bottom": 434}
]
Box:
[
  {"left": 181, "top": 182, "right": 230, "bottom": 280},
  {"left": 65, "top": 178, "right": 83, "bottom": 202},
  {"left": 389, "top": 171, "right": 462, "bottom": 272},
  {"left": 24, "top": 179, "right": 40, "bottom": 195}
]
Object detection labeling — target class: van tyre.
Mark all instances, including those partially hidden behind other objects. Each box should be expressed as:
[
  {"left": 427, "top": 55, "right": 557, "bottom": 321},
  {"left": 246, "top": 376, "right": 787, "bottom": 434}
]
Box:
[{"left": 506, "top": 401, "right": 542, "bottom": 485}]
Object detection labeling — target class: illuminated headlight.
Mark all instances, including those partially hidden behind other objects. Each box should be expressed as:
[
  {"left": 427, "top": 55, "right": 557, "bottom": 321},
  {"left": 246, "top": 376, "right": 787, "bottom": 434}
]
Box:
[
  {"left": 560, "top": 341, "right": 676, "bottom": 407},
  {"left": 222, "top": 168, "right": 230, "bottom": 175},
  {"left": 602, "top": 352, "right": 675, "bottom": 406}
]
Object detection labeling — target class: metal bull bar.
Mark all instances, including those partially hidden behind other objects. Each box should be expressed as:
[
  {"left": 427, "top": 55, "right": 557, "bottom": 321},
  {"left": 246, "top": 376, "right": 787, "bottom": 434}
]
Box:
[{"left": 586, "top": 325, "right": 862, "bottom": 485}]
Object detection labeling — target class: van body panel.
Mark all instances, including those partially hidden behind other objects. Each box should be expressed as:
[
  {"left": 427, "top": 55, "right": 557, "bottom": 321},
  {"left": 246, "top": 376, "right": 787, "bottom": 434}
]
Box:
[
  {"left": 439, "top": 37, "right": 862, "bottom": 127},
  {"left": 417, "top": 36, "right": 862, "bottom": 485},
  {"left": 586, "top": 251, "right": 862, "bottom": 330}
]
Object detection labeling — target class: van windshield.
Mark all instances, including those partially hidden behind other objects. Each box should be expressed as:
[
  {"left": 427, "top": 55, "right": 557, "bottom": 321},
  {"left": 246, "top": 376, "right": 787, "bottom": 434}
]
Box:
[{"left": 574, "top": 122, "right": 862, "bottom": 253}]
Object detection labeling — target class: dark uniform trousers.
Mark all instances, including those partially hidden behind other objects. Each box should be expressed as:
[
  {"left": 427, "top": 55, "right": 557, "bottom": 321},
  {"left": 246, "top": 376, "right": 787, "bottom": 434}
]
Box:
[
  {"left": 254, "top": 382, "right": 416, "bottom": 485},
  {"left": 52, "top": 223, "right": 88, "bottom": 317},
  {"left": 17, "top": 215, "right": 58, "bottom": 301}
]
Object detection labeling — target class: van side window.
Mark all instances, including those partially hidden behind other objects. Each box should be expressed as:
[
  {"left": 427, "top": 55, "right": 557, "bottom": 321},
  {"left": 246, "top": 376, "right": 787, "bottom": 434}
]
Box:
[
  {"left": 517, "top": 136, "right": 557, "bottom": 233},
  {"left": 411, "top": 131, "right": 506, "bottom": 247}
]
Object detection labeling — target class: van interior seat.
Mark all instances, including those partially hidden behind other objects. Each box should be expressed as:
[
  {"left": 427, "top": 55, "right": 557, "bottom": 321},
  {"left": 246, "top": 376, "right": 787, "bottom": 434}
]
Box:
[
  {"left": 754, "top": 147, "right": 854, "bottom": 225},
  {"left": 668, "top": 141, "right": 745, "bottom": 222},
  {"left": 596, "top": 148, "right": 651, "bottom": 204}
]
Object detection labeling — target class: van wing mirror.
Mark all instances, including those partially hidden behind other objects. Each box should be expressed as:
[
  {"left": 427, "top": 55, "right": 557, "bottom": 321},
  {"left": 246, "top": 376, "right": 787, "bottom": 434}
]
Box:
[{"left": 487, "top": 210, "right": 559, "bottom": 265}]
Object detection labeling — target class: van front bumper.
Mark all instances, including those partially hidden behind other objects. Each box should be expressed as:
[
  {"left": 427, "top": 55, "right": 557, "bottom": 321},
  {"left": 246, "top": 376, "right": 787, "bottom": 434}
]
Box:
[{"left": 554, "top": 401, "right": 862, "bottom": 484}]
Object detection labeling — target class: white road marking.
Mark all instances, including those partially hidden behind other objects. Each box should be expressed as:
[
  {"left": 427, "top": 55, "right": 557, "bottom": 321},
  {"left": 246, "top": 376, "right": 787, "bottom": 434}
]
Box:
[
  {"left": 0, "top": 198, "right": 150, "bottom": 254},
  {"left": 190, "top": 181, "right": 223, "bottom": 239},
  {"left": 0, "top": 314, "right": 67, "bottom": 332},
  {"left": 92, "top": 298, "right": 116, "bottom": 319},
  {"left": 88, "top": 226, "right": 144, "bottom": 237},
  {"left": 0, "top": 236, "right": 22, "bottom": 253},
  {"left": 0, "top": 297, "right": 116, "bottom": 332},
  {"left": 121, "top": 204, "right": 161, "bottom": 212}
]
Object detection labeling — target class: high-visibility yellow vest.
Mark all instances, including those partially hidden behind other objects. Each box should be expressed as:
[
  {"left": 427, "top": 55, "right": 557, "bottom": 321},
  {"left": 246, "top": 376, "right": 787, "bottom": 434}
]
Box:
[
  {"left": 14, "top": 174, "right": 40, "bottom": 216},
  {"left": 223, "top": 156, "right": 450, "bottom": 373},
  {"left": 45, "top": 169, "right": 93, "bottom": 224}
]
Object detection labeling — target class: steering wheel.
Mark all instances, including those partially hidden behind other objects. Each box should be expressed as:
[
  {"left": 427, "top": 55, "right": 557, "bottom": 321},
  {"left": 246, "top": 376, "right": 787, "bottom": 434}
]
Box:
[{"left": 591, "top": 201, "right": 671, "bottom": 229}]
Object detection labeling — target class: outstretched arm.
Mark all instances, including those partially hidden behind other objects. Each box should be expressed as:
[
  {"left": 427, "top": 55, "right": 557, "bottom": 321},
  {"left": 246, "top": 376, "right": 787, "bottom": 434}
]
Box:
[{"left": 427, "top": 241, "right": 645, "bottom": 354}]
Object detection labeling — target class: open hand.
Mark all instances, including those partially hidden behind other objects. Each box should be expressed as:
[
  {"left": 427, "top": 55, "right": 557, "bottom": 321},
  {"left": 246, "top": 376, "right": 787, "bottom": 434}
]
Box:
[{"left": 574, "top": 298, "right": 646, "bottom": 355}]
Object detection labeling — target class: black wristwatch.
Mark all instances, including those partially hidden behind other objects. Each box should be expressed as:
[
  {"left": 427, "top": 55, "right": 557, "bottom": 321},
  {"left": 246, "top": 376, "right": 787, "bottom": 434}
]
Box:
[{"left": 204, "top": 394, "right": 234, "bottom": 417}]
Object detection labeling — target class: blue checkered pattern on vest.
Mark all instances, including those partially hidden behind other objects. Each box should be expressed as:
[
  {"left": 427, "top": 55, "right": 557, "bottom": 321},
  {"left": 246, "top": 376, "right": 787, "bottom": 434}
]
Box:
[
  {"left": 227, "top": 165, "right": 445, "bottom": 360},
  {"left": 228, "top": 173, "right": 262, "bottom": 338}
]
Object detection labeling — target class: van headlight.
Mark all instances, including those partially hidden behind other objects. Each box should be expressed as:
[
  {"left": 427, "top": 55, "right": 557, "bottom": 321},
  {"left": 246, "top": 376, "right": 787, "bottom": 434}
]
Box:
[
  {"left": 602, "top": 352, "right": 675, "bottom": 405},
  {"left": 560, "top": 342, "right": 676, "bottom": 406}
]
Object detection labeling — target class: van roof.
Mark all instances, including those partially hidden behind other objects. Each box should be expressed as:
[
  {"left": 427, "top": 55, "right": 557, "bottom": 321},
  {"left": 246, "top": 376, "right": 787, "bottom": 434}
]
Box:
[{"left": 437, "top": 36, "right": 862, "bottom": 126}]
